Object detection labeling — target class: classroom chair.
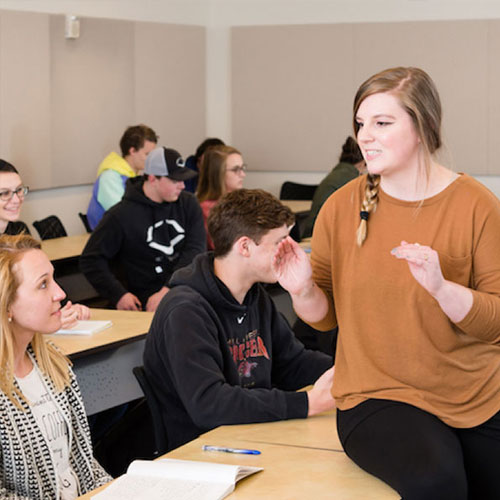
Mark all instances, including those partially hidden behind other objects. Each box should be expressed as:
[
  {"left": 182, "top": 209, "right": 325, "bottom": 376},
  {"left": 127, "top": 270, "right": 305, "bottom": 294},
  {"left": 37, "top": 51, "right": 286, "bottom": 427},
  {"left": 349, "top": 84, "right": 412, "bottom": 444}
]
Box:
[
  {"left": 33, "top": 215, "right": 67, "bottom": 240},
  {"left": 133, "top": 366, "right": 168, "bottom": 455},
  {"left": 279, "top": 181, "right": 318, "bottom": 201},
  {"left": 78, "top": 212, "right": 92, "bottom": 233},
  {"left": 279, "top": 181, "right": 317, "bottom": 241}
]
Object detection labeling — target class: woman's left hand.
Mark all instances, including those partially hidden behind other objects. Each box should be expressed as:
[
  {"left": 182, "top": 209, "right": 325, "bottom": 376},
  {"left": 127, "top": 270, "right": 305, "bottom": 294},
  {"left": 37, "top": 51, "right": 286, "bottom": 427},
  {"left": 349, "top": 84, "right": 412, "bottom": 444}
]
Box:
[
  {"left": 391, "top": 240, "right": 444, "bottom": 297},
  {"left": 60, "top": 301, "right": 91, "bottom": 329}
]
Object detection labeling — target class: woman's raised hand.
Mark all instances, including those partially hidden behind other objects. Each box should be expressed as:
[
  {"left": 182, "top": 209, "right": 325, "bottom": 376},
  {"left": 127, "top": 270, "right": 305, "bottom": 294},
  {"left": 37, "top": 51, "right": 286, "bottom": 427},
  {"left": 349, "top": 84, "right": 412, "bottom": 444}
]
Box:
[
  {"left": 273, "top": 236, "right": 313, "bottom": 296},
  {"left": 390, "top": 240, "right": 444, "bottom": 296},
  {"left": 391, "top": 240, "right": 473, "bottom": 323}
]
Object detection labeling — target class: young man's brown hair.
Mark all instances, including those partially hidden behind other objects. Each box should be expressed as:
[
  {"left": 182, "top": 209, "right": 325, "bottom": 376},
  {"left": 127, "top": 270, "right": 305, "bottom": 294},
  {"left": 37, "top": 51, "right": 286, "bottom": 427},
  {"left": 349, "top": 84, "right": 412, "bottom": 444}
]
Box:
[
  {"left": 208, "top": 188, "right": 295, "bottom": 258},
  {"left": 119, "top": 124, "right": 158, "bottom": 157}
]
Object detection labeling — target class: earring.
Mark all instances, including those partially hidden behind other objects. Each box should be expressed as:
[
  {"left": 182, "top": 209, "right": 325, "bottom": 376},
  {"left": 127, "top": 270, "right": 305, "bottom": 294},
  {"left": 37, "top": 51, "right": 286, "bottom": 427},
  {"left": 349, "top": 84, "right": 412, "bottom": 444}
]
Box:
[{"left": 7, "top": 317, "right": 12, "bottom": 323}]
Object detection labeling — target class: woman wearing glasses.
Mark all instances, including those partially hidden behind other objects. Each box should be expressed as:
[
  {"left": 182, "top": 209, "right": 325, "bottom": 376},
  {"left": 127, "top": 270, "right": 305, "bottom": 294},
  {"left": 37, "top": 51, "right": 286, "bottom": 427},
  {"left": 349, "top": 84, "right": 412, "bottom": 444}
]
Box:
[
  {"left": 0, "top": 159, "right": 90, "bottom": 328},
  {"left": 0, "top": 160, "right": 30, "bottom": 236},
  {"left": 196, "top": 145, "right": 247, "bottom": 249}
]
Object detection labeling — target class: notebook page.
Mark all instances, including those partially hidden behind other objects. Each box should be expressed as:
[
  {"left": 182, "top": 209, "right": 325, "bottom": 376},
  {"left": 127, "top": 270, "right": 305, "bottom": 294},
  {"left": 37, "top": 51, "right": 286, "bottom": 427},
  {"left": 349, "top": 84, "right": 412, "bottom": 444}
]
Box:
[
  {"left": 128, "top": 458, "right": 247, "bottom": 484},
  {"left": 91, "top": 475, "right": 231, "bottom": 500}
]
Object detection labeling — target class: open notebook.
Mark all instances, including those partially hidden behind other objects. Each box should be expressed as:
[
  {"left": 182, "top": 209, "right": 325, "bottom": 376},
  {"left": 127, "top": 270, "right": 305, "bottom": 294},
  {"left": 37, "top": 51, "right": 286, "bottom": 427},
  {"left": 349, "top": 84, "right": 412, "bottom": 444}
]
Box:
[
  {"left": 54, "top": 320, "right": 112, "bottom": 335},
  {"left": 91, "top": 458, "right": 262, "bottom": 500}
]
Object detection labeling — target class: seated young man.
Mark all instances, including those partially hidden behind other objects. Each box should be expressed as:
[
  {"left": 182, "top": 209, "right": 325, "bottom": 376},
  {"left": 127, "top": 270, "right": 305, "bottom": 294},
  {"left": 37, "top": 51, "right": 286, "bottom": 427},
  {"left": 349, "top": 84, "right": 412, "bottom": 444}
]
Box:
[
  {"left": 80, "top": 147, "right": 206, "bottom": 312},
  {"left": 143, "top": 188, "right": 335, "bottom": 451},
  {"left": 87, "top": 124, "right": 158, "bottom": 230}
]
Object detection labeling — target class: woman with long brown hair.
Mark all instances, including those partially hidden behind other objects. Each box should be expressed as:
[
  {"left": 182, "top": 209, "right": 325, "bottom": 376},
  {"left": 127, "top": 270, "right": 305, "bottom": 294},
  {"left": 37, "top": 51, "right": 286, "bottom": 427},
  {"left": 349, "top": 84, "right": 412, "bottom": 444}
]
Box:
[
  {"left": 275, "top": 67, "right": 500, "bottom": 499},
  {"left": 196, "top": 145, "right": 246, "bottom": 249}
]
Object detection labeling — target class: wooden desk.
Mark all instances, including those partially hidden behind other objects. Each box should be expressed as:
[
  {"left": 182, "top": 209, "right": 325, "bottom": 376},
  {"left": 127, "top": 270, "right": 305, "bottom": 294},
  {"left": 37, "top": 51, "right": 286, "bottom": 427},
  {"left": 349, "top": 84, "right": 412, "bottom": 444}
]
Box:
[
  {"left": 78, "top": 419, "right": 398, "bottom": 499},
  {"left": 47, "top": 309, "right": 153, "bottom": 415},
  {"left": 168, "top": 440, "right": 398, "bottom": 499},
  {"left": 281, "top": 199, "right": 312, "bottom": 213},
  {"left": 41, "top": 233, "right": 89, "bottom": 262},
  {"left": 205, "top": 410, "right": 341, "bottom": 451}
]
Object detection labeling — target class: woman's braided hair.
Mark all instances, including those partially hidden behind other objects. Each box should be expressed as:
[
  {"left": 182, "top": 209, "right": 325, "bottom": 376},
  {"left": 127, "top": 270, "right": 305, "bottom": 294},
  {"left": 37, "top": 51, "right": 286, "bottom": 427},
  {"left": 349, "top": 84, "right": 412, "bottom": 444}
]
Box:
[{"left": 353, "top": 67, "right": 442, "bottom": 246}]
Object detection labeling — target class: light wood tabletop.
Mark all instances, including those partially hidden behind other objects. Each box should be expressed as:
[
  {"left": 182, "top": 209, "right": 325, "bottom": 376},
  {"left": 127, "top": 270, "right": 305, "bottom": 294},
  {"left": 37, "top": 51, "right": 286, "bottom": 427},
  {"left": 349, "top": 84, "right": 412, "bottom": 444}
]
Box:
[
  {"left": 46, "top": 308, "right": 154, "bottom": 357},
  {"left": 281, "top": 199, "right": 312, "bottom": 213},
  {"left": 41, "top": 233, "right": 90, "bottom": 262},
  {"left": 77, "top": 419, "right": 398, "bottom": 499},
  {"left": 167, "top": 439, "right": 398, "bottom": 499},
  {"left": 205, "top": 410, "right": 341, "bottom": 451}
]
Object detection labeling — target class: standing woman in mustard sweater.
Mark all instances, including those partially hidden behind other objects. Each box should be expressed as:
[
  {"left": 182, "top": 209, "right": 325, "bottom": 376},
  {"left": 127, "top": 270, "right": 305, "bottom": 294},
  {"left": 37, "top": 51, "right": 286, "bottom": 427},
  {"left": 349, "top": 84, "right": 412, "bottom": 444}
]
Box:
[
  {"left": 275, "top": 67, "right": 500, "bottom": 499},
  {"left": 0, "top": 234, "right": 111, "bottom": 499}
]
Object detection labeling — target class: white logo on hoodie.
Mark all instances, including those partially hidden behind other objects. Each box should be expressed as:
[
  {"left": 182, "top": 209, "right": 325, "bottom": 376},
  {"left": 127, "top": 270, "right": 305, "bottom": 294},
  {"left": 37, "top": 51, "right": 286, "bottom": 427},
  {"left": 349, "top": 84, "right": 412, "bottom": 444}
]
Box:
[{"left": 146, "top": 219, "right": 185, "bottom": 256}]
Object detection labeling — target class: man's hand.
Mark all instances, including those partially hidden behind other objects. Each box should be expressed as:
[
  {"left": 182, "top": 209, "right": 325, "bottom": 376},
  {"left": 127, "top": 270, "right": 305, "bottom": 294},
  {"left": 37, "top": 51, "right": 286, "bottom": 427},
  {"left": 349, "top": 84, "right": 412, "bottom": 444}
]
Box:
[
  {"left": 145, "top": 287, "right": 169, "bottom": 312},
  {"left": 307, "top": 366, "right": 336, "bottom": 416},
  {"left": 116, "top": 292, "right": 142, "bottom": 311}
]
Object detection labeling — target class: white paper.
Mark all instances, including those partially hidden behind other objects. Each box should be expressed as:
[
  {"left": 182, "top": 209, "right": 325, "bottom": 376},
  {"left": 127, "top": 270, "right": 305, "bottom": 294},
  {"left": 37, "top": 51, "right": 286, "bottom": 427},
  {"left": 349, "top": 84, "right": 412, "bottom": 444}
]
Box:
[
  {"left": 54, "top": 320, "right": 112, "bottom": 335},
  {"left": 92, "top": 475, "right": 230, "bottom": 500}
]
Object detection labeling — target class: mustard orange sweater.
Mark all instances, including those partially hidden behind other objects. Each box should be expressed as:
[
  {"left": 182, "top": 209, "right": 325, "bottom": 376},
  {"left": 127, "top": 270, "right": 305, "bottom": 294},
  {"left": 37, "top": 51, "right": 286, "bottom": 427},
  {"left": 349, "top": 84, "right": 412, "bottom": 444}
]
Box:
[{"left": 310, "top": 174, "right": 500, "bottom": 427}]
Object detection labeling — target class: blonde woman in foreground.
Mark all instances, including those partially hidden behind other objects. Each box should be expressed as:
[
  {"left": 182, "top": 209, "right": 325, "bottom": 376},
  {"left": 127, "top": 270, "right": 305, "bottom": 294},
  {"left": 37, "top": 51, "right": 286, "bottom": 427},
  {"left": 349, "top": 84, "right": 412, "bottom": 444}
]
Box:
[
  {"left": 275, "top": 67, "right": 500, "bottom": 499},
  {"left": 0, "top": 234, "right": 111, "bottom": 499}
]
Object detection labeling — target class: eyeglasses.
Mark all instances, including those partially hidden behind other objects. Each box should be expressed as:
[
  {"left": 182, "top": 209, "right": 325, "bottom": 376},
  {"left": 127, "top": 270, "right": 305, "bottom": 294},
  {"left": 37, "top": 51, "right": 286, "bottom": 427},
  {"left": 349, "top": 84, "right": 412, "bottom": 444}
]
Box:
[
  {"left": 226, "top": 165, "right": 247, "bottom": 175},
  {"left": 0, "top": 186, "right": 29, "bottom": 202}
]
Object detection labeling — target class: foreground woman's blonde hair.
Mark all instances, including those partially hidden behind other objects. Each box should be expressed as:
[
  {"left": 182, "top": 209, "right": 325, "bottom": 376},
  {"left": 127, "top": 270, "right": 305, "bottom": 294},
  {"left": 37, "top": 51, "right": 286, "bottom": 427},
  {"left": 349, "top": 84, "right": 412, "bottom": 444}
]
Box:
[{"left": 0, "top": 234, "right": 70, "bottom": 408}]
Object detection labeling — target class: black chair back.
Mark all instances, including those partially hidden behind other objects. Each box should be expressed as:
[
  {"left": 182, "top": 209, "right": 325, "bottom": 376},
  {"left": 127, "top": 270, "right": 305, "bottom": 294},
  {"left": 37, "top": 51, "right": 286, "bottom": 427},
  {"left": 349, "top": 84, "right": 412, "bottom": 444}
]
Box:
[
  {"left": 33, "top": 215, "right": 67, "bottom": 240},
  {"left": 279, "top": 181, "right": 318, "bottom": 200},
  {"left": 132, "top": 366, "right": 168, "bottom": 454},
  {"left": 78, "top": 212, "right": 92, "bottom": 233}
]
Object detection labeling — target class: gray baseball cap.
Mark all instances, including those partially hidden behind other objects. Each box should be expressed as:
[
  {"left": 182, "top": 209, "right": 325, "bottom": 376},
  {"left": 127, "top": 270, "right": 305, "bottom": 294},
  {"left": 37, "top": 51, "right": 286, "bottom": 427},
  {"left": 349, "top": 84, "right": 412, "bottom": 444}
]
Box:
[{"left": 144, "top": 147, "right": 197, "bottom": 181}]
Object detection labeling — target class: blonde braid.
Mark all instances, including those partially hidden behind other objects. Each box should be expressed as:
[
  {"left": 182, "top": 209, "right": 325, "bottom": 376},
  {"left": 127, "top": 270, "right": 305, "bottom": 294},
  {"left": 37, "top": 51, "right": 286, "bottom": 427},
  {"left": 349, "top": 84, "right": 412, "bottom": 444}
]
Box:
[{"left": 356, "top": 174, "right": 380, "bottom": 246}]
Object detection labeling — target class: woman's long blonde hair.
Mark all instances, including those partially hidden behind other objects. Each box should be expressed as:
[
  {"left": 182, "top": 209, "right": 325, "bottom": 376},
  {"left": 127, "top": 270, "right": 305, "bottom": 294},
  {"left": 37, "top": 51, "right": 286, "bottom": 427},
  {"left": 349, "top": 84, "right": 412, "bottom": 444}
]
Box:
[
  {"left": 196, "top": 145, "right": 242, "bottom": 202},
  {"left": 353, "top": 67, "right": 442, "bottom": 246},
  {"left": 0, "top": 234, "right": 70, "bottom": 408}
]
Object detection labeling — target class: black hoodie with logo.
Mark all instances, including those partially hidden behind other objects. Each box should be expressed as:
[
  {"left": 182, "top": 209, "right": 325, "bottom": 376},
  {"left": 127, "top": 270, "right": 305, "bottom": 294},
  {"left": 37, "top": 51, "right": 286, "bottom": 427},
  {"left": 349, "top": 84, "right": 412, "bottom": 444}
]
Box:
[
  {"left": 143, "top": 252, "right": 333, "bottom": 451},
  {"left": 80, "top": 176, "right": 206, "bottom": 306}
]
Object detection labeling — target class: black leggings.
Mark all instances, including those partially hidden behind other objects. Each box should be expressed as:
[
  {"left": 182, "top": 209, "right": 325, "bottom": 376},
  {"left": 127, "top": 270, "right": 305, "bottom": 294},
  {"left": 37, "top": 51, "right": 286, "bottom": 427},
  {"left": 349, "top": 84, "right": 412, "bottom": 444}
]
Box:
[{"left": 337, "top": 399, "right": 500, "bottom": 500}]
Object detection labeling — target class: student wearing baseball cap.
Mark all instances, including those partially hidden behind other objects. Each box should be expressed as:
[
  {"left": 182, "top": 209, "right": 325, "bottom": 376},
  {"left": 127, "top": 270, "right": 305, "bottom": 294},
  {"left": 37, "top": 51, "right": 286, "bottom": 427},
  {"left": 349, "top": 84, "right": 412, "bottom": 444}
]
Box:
[{"left": 80, "top": 147, "right": 207, "bottom": 312}]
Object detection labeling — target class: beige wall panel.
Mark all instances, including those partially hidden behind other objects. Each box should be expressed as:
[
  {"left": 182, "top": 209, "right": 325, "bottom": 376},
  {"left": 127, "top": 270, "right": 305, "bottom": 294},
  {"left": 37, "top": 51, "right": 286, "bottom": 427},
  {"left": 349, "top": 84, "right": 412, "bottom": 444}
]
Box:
[
  {"left": 487, "top": 20, "right": 500, "bottom": 176},
  {"left": 352, "top": 20, "right": 488, "bottom": 175},
  {"left": 0, "top": 11, "right": 51, "bottom": 188},
  {"left": 50, "top": 16, "right": 135, "bottom": 187},
  {"left": 232, "top": 24, "right": 355, "bottom": 174},
  {"left": 134, "top": 22, "right": 205, "bottom": 158}
]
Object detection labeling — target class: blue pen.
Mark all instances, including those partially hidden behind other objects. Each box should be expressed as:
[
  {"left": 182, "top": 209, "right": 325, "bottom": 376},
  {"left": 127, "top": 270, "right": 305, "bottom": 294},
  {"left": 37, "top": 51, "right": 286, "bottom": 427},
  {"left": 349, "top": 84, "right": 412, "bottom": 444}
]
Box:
[{"left": 202, "top": 445, "right": 261, "bottom": 455}]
